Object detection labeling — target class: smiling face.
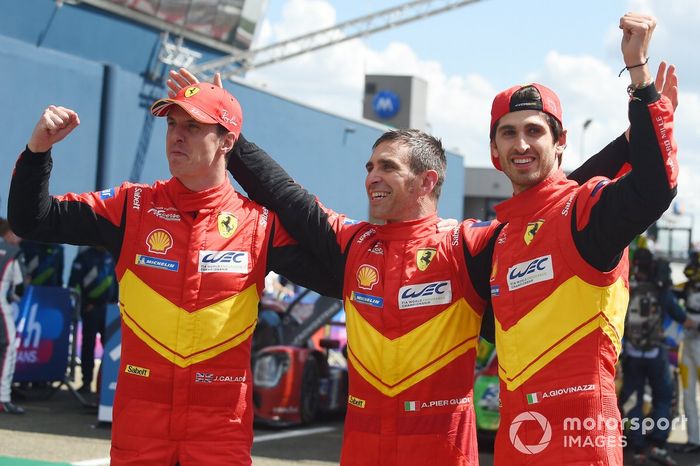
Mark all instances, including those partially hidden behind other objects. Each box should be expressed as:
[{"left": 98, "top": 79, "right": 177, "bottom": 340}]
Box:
[
  {"left": 364, "top": 140, "right": 431, "bottom": 223},
  {"left": 490, "top": 110, "right": 567, "bottom": 194},
  {"left": 165, "top": 107, "right": 233, "bottom": 191}
]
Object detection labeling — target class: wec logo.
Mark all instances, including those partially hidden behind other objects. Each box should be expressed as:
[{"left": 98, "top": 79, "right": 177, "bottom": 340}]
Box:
[
  {"left": 202, "top": 252, "right": 246, "bottom": 263},
  {"left": 401, "top": 282, "right": 449, "bottom": 299},
  {"left": 507, "top": 255, "right": 554, "bottom": 291},
  {"left": 199, "top": 251, "right": 248, "bottom": 273},
  {"left": 398, "top": 281, "right": 452, "bottom": 310}
]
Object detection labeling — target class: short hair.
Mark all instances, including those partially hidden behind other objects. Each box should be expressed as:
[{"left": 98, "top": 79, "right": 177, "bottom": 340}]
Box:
[
  {"left": 372, "top": 129, "right": 447, "bottom": 199},
  {"left": 489, "top": 86, "right": 564, "bottom": 142}
]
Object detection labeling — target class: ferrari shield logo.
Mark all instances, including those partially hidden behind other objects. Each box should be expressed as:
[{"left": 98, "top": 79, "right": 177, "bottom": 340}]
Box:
[
  {"left": 524, "top": 220, "right": 545, "bottom": 246},
  {"left": 417, "top": 248, "right": 437, "bottom": 271},
  {"left": 185, "top": 86, "right": 200, "bottom": 98},
  {"left": 217, "top": 212, "right": 238, "bottom": 238}
]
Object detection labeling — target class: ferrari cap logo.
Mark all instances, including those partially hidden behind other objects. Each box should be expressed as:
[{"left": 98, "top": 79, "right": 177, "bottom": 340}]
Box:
[
  {"left": 218, "top": 212, "right": 238, "bottom": 238},
  {"left": 524, "top": 219, "right": 545, "bottom": 246},
  {"left": 417, "top": 248, "right": 437, "bottom": 271},
  {"left": 185, "top": 86, "right": 200, "bottom": 98}
]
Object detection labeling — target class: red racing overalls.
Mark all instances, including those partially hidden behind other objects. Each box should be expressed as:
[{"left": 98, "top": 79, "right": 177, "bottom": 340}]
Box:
[
  {"left": 8, "top": 149, "right": 337, "bottom": 466},
  {"left": 225, "top": 120, "right": 637, "bottom": 465},
  {"left": 334, "top": 214, "right": 491, "bottom": 466},
  {"left": 490, "top": 85, "right": 677, "bottom": 465},
  {"left": 227, "top": 138, "right": 506, "bottom": 465}
]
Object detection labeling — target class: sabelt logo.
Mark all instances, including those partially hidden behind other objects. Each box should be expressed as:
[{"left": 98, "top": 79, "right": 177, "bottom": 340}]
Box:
[
  {"left": 398, "top": 281, "right": 452, "bottom": 310},
  {"left": 507, "top": 255, "right": 553, "bottom": 291},
  {"left": 451, "top": 226, "right": 460, "bottom": 246},
  {"left": 198, "top": 251, "right": 248, "bottom": 273},
  {"left": 348, "top": 395, "right": 366, "bottom": 408},
  {"left": 125, "top": 364, "right": 150, "bottom": 377},
  {"left": 561, "top": 194, "right": 575, "bottom": 216},
  {"left": 132, "top": 187, "right": 141, "bottom": 210}
]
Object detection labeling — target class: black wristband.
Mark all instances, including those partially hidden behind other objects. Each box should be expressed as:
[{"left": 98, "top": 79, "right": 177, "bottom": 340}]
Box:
[{"left": 618, "top": 57, "right": 649, "bottom": 77}]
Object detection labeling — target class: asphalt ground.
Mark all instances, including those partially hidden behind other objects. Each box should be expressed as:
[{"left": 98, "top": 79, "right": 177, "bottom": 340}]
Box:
[{"left": 0, "top": 384, "right": 698, "bottom": 465}]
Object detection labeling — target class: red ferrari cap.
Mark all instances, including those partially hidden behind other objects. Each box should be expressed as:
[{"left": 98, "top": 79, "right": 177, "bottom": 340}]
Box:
[
  {"left": 489, "top": 83, "right": 563, "bottom": 170},
  {"left": 151, "top": 84, "right": 242, "bottom": 138}
]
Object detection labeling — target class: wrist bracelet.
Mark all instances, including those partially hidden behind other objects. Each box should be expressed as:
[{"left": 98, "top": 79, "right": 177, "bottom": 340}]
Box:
[
  {"left": 627, "top": 80, "right": 653, "bottom": 99},
  {"left": 618, "top": 57, "right": 649, "bottom": 77}
]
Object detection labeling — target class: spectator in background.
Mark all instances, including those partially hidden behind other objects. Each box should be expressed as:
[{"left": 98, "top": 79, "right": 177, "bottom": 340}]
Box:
[
  {"left": 0, "top": 218, "right": 26, "bottom": 414},
  {"left": 679, "top": 250, "right": 700, "bottom": 454},
  {"left": 68, "top": 246, "right": 118, "bottom": 394},
  {"left": 20, "top": 240, "right": 64, "bottom": 287},
  {"left": 621, "top": 247, "right": 695, "bottom": 465}
]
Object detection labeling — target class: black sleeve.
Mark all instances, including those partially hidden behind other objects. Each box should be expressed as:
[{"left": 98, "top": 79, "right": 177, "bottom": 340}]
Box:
[
  {"left": 8, "top": 148, "right": 125, "bottom": 258},
  {"left": 573, "top": 85, "right": 678, "bottom": 271},
  {"left": 465, "top": 223, "right": 504, "bottom": 343},
  {"left": 266, "top": 222, "right": 342, "bottom": 299},
  {"left": 568, "top": 135, "right": 629, "bottom": 184},
  {"left": 228, "top": 136, "right": 348, "bottom": 281}
]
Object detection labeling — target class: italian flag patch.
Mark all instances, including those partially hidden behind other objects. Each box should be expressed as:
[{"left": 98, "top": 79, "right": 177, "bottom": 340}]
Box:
[
  {"left": 404, "top": 401, "right": 419, "bottom": 412},
  {"left": 526, "top": 392, "right": 541, "bottom": 404}
]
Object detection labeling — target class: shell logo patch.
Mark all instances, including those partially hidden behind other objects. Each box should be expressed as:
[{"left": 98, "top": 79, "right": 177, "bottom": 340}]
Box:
[
  {"left": 218, "top": 212, "right": 238, "bottom": 238},
  {"left": 185, "top": 86, "right": 200, "bottom": 98},
  {"left": 524, "top": 219, "right": 545, "bottom": 246},
  {"left": 417, "top": 248, "right": 437, "bottom": 271},
  {"left": 357, "top": 265, "right": 379, "bottom": 290},
  {"left": 146, "top": 229, "right": 174, "bottom": 255}
]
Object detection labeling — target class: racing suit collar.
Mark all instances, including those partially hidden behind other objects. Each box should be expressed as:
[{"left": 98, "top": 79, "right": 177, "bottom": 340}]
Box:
[
  {"left": 494, "top": 169, "right": 571, "bottom": 222},
  {"left": 375, "top": 213, "right": 439, "bottom": 241},
  {"left": 165, "top": 176, "right": 235, "bottom": 213}
]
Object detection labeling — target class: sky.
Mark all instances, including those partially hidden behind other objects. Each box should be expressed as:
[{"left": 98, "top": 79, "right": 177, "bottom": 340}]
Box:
[{"left": 244, "top": 0, "right": 700, "bottom": 246}]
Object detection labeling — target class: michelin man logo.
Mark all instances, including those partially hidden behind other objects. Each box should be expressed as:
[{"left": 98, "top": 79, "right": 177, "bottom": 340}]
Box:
[{"left": 509, "top": 411, "right": 552, "bottom": 455}]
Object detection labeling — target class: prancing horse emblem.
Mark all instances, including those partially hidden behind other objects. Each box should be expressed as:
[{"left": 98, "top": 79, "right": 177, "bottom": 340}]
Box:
[
  {"left": 417, "top": 248, "right": 437, "bottom": 271},
  {"left": 217, "top": 212, "right": 238, "bottom": 238},
  {"left": 524, "top": 219, "right": 545, "bottom": 246}
]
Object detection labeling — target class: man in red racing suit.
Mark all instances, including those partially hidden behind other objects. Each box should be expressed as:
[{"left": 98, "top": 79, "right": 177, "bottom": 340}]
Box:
[
  {"left": 487, "top": 14, "right": 678, "bottom": 465},
  {"left": 222, "top": 124, "right": 633, "bottom": 464},
  {"left": 8, "top": 86, "right": 338, "bottom": 465}
]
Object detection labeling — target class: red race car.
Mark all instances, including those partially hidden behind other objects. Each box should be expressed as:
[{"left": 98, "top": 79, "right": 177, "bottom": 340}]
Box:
[{"left": 252, "top": 289, "right": 348, "bottom": 426}]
